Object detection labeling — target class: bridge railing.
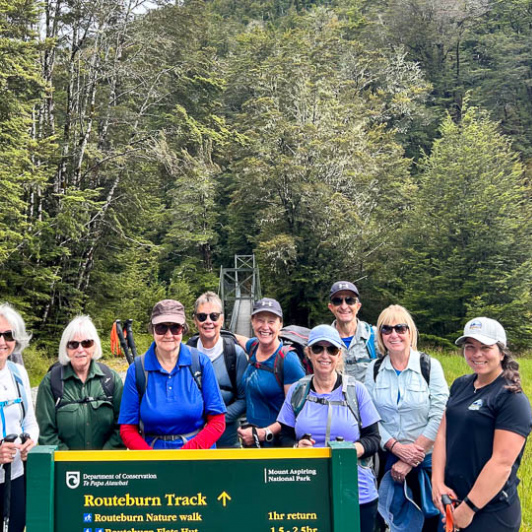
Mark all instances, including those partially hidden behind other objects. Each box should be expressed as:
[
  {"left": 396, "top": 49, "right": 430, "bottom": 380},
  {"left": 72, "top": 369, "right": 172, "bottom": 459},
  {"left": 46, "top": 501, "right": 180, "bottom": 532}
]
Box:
[{"left": 219, "top": 254, "right": 261, "bottom": 335}]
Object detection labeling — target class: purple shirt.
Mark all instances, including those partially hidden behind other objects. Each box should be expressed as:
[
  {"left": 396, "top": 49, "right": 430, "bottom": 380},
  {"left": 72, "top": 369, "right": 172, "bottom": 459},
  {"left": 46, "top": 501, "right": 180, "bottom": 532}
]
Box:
[{"left": 278, "top": 378, "right": 380, "bottom": 504}]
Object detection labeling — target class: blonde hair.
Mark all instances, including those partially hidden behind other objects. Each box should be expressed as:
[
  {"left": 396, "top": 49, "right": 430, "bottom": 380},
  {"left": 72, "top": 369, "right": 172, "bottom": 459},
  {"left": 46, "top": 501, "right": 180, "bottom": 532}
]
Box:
[{"left": 376, "top": 304, "right": 418, "bottom": 354}]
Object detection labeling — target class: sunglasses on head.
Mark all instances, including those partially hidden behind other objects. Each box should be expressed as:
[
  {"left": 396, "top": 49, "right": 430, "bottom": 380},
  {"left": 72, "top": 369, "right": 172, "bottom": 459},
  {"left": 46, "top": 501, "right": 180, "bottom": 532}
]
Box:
[
  {"left": 0, "top": 331, "right": 15, "bottom": 342},
  {"left": 66, "top": 339, "right": 95, "bottom": 350},
  {"left": 381, "top": 324, "right": 409, "bottom": 335},
  {"left": 310, "top": 344, "right": 340, "bottom": 356},
  {"left": 331, "top": 296, "right": 358, "bottom": 306},
  {"left": 195, "top": 312, "right": 221, "bottom": 322},
  {"left": 153, "top": 323, "right": 184, "bottom": 335}
]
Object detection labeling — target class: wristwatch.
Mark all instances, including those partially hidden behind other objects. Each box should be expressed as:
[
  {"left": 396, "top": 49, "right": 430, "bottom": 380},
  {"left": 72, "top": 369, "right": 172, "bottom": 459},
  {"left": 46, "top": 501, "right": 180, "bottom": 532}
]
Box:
[{"left": 264, "top": 427, "right": 274, "bottom": 443}]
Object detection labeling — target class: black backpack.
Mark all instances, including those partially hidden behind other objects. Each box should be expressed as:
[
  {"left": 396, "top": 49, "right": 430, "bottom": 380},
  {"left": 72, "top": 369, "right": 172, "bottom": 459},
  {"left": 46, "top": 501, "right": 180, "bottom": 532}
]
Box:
[
  {"left": 187, "top": 330, "right": 238, "bottom": 400},
  {"left": 373, "top": 352, "right": 431, "bottom": 384},
  {"left": 48, "top": 362, "right": 115, "bottom": 409}
]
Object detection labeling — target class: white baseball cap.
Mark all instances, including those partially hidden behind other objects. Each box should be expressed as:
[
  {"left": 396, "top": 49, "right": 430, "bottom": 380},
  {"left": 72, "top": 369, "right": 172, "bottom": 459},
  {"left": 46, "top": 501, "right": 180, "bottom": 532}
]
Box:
[{"left": 455, "top": 317, "right": 507, "bottom": 347}]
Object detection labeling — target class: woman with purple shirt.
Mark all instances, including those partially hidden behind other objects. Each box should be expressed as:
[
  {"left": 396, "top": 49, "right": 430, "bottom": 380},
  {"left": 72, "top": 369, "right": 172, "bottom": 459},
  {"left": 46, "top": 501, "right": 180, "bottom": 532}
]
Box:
[{"left": 277, "top": 324, "right": 381, "bottom": 532}]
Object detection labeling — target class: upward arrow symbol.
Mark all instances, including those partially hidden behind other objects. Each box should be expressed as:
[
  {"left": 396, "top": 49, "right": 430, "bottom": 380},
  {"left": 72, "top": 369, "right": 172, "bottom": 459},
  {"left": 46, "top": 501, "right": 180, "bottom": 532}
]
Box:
[{"left": 217, "top": 491, "right": 232, "bottom": 507}]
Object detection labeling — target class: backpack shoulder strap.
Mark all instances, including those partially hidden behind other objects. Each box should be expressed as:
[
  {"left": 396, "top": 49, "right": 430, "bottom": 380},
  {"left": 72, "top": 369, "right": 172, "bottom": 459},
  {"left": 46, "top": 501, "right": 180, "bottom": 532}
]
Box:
[
  {"left": 188, "top": 346, "right": 203, "bottom": 392},
  {"left": 48, "top": 362, "right": 64, "bottom": 407},
  {"left": 373, "top": 357, "right": 385, "bottom": 381},
  {"left": 96, "top": 362, "right": 115, "bottom": 398},
  {"left": 290, "top": 375, "right": 313, "bottom": 417},
  {"left": 419, "top": 352, "right": 431, "bottom": 386},
  {"left": 134, "top": 354, "right": 147, "bottom": 402},
  {"left": 222, "top": 336, "right": 238, "bottom": 396},
  {"left": 342, "top": 375, "right": 361, "bottom": 430},
  {"left": 365, "top": 325, "right": 377, "bottom": 360},
  {"left": 273, "top": 345, "right": 293, "bottom": 390},
  {"left": 249, "top": 342, "right": 289, "bottom": 391},
  {"left": 7, "top": 361, "right": 27, "bottom": 423}
]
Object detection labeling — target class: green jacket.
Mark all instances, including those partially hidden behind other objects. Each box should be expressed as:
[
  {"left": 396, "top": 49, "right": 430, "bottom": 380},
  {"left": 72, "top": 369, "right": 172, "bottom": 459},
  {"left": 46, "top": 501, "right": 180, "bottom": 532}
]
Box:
[{"left": 36, "top": 360, "right": 124, "bottom": 450}]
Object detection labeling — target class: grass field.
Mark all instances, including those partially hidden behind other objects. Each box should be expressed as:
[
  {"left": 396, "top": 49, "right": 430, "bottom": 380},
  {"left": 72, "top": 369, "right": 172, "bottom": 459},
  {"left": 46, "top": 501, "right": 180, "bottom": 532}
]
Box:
[{"left": 431, "top": 351, "right": 532, "bottom": 531}]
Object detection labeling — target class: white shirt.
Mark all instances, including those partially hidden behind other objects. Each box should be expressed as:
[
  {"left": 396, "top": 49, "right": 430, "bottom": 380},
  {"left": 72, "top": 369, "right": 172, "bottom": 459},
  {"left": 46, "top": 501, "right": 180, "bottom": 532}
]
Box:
[
  {"left": 0, "top": 363, "right": 39, "bottom": 482},
  {"left": 197, "top": 337, "right": 224, "bottom": 363}
]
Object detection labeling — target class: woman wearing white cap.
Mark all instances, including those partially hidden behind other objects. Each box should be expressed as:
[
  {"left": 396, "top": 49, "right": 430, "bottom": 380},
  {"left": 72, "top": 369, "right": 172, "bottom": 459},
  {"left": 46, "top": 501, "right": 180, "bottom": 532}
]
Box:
[
  {"left": 277, "top": 324, "right": 381, "bottom": 532},
  {"left": 432, "top": 317, "right": 532, "bottom": 532}
]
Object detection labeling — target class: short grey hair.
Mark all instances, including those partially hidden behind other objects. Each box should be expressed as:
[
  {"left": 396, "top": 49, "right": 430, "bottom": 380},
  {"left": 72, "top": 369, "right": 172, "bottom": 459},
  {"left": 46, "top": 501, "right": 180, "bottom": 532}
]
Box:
[
  {"left": 193, "top": 291, "right": 223, "bottom": 315},
  {"left": 58, "top": 315, "right": 102, "bottom": 366},
  {"left": 0, "top": 303, "right": 31, "bottom": 358}
]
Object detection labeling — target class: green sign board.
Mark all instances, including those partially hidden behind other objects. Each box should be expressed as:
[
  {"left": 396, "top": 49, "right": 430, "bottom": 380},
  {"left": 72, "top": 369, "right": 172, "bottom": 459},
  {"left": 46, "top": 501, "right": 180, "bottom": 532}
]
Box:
[{"left": 27, "top": 444, "right": 359, "bottom": 532}]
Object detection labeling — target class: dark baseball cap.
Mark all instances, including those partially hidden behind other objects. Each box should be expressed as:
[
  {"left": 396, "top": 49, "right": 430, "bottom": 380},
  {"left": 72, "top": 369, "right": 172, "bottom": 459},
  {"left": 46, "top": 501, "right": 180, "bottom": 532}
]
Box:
[
  {"left": 151, "top": 299, "right": 186, "bottom": 325},
  {"left": 330, "top": 281, "right": 360, "bottom": 299},
  {"left": 251, "top": 298, "right": 283, "bottom": 319}
]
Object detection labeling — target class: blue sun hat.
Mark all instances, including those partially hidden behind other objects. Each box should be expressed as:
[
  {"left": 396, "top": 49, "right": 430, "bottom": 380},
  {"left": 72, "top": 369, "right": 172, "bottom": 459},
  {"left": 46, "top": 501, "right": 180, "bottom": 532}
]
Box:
[{"left": 307, "top": 325, "right": 343, "bottom": 349}]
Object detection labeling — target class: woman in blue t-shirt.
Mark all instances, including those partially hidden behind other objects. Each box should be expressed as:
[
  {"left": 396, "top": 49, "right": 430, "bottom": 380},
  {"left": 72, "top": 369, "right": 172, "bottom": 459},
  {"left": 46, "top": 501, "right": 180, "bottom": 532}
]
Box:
[
  {"left": 432, "top": 318, "right": 532, "bottom": 532},
  {"left": 236, "top": 298, "right": 305, "bottom": 447},
  {"left": 277, "top": 324, "right": 381, "bottom": 532},
  {"left": 119, "top": 299, "right": 226, "bottom": 450}
]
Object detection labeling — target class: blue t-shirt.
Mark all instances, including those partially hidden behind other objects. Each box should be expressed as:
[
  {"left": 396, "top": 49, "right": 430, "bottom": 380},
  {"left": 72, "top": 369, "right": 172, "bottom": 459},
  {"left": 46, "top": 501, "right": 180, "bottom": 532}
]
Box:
[
  {"left": 342, "top": 335, "right": 354, "bottom": 349},
  {"left": 242, "top": 339, "right": 305, "bottom": 428},
  {"left": 278, "top": 378, "right": 380, "bottom": 504},
  {"left": 118, "top": 342, "right": 226, "bottom": 449}
]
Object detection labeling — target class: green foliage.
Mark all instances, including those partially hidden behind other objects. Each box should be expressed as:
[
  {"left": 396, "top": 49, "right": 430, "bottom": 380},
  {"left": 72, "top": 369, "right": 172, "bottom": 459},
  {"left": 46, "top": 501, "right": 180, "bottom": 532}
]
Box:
[
  {"left": 0, "top": 0, "right": 530, "bottom": 363},
  {"left": 400, "top": 100, "right": 532, "bottom": 348},
  {"left": 223, "top": 7, "right": 419, "bottom": 323}
]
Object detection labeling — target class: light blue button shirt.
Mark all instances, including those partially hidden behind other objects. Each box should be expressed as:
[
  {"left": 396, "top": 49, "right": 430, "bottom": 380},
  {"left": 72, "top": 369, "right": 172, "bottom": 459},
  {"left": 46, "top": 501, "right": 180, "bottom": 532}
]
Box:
[{"left": 365, "top": 349, "right": 449, "bottom": 449}]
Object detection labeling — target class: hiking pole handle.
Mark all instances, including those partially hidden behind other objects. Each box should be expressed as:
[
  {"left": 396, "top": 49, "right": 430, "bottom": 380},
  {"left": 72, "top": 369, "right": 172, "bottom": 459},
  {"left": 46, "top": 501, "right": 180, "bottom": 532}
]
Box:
[
  {"left": 124, "top": 319, "right": 139, "bottom": 359},
  {"left": 441, "top": 494, "right": 456, "bottom": 532}
]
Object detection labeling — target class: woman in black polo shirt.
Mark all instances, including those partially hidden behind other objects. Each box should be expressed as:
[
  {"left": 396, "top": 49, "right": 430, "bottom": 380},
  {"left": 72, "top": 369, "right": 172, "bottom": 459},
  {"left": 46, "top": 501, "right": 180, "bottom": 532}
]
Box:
[{"left": 432, "top": 317, "right": 532, "bottom": 532}]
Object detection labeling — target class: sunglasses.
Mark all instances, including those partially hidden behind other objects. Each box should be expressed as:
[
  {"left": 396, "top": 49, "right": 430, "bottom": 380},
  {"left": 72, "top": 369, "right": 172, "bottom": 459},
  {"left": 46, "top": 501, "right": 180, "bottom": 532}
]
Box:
[
  {"left": 0, "top": 331, "right": 15, "bottom": 342},
  {"left": 381, "top": 324, "right": 409, "bottom": 335},
  {"left": 310, "top": 345, "right": 340, "bottom": 356},
  {"left": 66, "top": 339, "right": 95, "bottom": 350},
  {"left": 195, "top": 312, "right": 221, "bottom": 322},
  {"left": 331, "top": 296, "right": 358, "bottom": 306},
  {"left": 153, "top": 323, "right": 184, "bottom": 335}
]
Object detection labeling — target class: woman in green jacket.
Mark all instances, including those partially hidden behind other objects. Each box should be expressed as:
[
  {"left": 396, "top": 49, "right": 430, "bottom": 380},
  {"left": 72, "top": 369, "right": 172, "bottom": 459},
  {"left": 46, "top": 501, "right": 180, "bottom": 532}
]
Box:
[{"left": 36, "top": 315, "right": 124, "bottom": 450}]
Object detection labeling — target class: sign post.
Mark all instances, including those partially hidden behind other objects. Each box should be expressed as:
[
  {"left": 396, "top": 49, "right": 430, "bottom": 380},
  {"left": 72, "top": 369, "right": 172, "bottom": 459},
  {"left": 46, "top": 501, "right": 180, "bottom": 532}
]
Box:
[{"left": 27, "top": 443, "right": 359, "bottom": 532}]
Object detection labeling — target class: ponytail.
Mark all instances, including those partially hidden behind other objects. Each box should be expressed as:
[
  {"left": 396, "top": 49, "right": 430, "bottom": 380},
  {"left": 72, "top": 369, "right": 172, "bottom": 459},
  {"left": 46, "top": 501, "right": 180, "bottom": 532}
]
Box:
[{"left": 499, "top": 343, "right": 522, "bottom": 393}]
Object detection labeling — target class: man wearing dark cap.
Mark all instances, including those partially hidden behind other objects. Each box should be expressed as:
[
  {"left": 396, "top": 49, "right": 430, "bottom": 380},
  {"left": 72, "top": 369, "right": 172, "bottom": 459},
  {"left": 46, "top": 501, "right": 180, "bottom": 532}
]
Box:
[{"left": 328, "top": 281, "right": 379, "bottom": 383}]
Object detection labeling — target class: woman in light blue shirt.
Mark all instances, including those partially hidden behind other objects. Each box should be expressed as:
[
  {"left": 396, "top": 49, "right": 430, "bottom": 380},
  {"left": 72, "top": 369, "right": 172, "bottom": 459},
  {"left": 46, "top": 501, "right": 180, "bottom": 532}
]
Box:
[{"left": 365, "top": 305, "right": 449, "bottom": 532}]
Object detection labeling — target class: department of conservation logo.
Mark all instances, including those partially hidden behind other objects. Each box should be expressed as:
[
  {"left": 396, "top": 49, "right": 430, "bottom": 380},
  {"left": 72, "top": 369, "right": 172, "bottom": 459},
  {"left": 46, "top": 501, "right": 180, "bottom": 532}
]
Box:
[{"left": 66, "top": 471, "right": 80, "bottom": 489}]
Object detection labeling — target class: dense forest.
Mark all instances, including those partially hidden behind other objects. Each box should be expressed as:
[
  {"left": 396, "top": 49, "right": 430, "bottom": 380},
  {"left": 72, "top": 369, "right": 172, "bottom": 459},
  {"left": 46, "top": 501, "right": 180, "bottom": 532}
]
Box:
[{"left": 0, "top": 0, "right": 531, "bottom": 349}]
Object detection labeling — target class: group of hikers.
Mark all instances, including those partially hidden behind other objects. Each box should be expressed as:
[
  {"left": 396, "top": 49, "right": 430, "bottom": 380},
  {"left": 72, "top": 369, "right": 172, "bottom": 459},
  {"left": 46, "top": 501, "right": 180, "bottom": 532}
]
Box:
[{"left": 0, "top": 280, "right": 530, "bottom": 532}]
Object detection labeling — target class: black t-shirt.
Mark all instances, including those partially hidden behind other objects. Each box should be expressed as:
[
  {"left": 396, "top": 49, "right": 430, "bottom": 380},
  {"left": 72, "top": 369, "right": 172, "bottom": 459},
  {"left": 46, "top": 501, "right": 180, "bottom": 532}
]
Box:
[{"left": 445, "top": 374, "right": 532, "bottom": 511}]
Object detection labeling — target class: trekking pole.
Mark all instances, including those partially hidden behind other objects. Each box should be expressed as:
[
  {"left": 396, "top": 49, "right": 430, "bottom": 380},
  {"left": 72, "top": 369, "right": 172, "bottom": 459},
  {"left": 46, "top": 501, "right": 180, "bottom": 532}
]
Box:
[
  {"left": 112, "top": 320, "right": 133, "bottom": 365},
  {"left": 239, "top": 423, "right": 261, "bottom": 448},
  {"left": 124, "top": 320, "right": 139, "bottom": 359},
  {"left": 2, "top": 433, "right": 19, "bottom": 532}
]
